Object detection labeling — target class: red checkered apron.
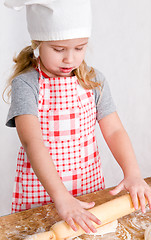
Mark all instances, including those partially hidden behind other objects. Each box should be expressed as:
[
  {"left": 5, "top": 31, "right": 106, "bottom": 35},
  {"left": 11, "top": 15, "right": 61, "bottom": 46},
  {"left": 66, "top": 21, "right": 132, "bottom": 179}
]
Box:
[{"left": 11, "top": 65, "right": 105, "bottom": 213}]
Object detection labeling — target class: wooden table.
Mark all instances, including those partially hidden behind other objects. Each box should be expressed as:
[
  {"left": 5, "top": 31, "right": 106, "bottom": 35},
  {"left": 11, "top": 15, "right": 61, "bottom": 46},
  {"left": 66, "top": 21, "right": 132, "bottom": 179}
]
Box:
[{"left": 0, "top": 178, "right": 151, "bottom": 240}]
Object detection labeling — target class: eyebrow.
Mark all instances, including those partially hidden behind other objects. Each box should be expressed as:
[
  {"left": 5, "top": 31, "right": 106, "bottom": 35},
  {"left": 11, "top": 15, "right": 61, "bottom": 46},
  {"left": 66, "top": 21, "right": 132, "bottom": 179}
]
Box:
[
  {"left": 50, "top": 42, "right": 88, "bottom": 48},
  {"left": 77, "top": 42, "right": 88, "bottom": 47}
]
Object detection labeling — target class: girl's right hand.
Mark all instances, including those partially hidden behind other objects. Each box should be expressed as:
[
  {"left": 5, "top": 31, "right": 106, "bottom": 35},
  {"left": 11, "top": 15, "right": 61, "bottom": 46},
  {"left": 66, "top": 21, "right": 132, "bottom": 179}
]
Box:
[{"left": 54, "top": 194, "right": 101, "bottom": 234}]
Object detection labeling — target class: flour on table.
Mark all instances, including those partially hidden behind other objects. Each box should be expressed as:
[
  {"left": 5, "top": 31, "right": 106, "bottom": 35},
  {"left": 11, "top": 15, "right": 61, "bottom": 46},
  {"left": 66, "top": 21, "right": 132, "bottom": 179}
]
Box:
[
  {"left": 25, "top": 231, "right": 54, "bottom": 240},
  {"left": 144, "top": 225, "right": 151, "bottom": 240}
]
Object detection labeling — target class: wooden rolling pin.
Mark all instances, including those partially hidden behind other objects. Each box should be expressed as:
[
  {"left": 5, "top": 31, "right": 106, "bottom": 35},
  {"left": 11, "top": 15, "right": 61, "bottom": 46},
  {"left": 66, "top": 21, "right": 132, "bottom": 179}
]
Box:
[{"left": 25, "top": 194, "right": 144, "bottom": 240}]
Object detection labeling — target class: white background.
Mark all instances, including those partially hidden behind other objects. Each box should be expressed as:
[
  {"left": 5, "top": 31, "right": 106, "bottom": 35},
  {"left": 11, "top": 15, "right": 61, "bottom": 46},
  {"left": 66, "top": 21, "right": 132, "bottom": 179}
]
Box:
[{"left": 0, "top": 0, "right": 151, "bottom": 216}]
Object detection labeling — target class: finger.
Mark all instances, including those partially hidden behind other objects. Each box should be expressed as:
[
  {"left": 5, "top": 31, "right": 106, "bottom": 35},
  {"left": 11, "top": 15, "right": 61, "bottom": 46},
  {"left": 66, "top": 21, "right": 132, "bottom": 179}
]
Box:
[
  {"left": 82, "top": 215, "right": 97, "bottom": 233},
  {"left": 86, "top": 211, "right": 101, "bottom": 226},
  {"left": 65, "top": 217, "right": 77, "bottom": 232},
  {"left": 138, "top": 192, "right": 146, "bottom": 213},
  {"left": 145, "top": 189, "right": 151, "bottom": 209},
  {"left": 109, "top": 182, "right": 124, "bottom": 195},
  {"left": 129, "top": 191, "right": 139, "bottom": 210},
  {"left": 74, "top": 216, "right": 92, "bottom": 234},
  {"left": 79, "top": 200, "right": 95, "bottom": 209}
]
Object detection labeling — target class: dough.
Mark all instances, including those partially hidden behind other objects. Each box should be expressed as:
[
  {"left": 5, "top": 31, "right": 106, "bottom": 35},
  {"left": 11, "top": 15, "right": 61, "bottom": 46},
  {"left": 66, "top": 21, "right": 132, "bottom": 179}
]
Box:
[
  {"left": 25, "top": 221, "right": 118, "bottom": 240},
  {"left": 88, "top": 220, "right": 118, "bottom": 236},
  {"left": 144, "top": 225, "right": 151, "bottom": 240}
]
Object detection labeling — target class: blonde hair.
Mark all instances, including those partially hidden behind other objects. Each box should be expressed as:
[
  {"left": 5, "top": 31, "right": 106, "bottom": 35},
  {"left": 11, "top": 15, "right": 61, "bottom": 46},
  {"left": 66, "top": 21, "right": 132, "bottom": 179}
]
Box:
[{"left": 3, "top": 40, "right": 102, "bottom": 102}]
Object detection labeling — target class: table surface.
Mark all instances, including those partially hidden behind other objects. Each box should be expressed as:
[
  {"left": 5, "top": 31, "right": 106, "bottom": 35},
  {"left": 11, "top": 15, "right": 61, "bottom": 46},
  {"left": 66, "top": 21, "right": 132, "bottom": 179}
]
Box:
[{"left": 0, "top": 178, "right": 151, "bottom": 240}]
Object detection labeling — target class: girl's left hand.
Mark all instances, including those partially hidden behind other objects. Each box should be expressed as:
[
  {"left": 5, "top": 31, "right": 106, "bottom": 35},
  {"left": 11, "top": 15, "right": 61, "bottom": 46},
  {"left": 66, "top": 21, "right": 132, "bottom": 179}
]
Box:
[{"left": 109, "top": 176, "right": 151, "bottom": 213}]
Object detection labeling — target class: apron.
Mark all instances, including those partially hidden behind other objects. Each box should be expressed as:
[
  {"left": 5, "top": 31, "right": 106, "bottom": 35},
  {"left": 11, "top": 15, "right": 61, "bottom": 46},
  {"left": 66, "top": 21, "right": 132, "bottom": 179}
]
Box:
[{"left": 11, "top": 65, "right": 105, "bottom": 213}]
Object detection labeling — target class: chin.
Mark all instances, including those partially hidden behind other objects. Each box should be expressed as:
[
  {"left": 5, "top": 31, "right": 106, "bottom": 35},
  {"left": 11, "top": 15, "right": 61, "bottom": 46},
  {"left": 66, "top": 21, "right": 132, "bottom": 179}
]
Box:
[{"left": 60, "top": 72, "right": 73, "bottom": 77}]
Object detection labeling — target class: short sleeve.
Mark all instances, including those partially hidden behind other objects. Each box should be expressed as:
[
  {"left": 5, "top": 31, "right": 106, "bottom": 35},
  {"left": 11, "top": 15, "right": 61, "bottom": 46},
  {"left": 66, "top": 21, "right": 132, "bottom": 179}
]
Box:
[
  {"left": 92, "top": 69, "right": 116, "bottom": 122},
  {"left": 6, "top": 70, "right": 39, "bottom": 127}
]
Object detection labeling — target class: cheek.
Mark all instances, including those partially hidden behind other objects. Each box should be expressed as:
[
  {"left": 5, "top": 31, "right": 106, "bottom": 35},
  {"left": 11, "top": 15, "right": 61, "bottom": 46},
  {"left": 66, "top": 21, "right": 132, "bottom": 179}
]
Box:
[
  {"left": 40, "top": 49, "right": 58, "bottom": 67},
  {"left": 39, "top": 48, "right": 47, "bottom": 64},
  {"left": 76, "top": 52, "right": 85, "bottom": 64}
]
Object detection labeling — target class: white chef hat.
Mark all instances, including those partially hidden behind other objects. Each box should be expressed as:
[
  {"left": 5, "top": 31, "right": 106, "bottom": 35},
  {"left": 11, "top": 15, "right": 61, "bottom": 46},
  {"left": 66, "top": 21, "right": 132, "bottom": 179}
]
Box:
[{"left": 4, "top": 0, "right": 92, "bottom": 41}]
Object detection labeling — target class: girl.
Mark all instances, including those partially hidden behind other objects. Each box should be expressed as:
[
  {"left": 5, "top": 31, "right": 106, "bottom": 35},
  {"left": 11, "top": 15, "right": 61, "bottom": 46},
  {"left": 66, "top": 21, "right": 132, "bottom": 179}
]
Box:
[{"left": 4, "top": 0, "right": 151, "bottom": 234}]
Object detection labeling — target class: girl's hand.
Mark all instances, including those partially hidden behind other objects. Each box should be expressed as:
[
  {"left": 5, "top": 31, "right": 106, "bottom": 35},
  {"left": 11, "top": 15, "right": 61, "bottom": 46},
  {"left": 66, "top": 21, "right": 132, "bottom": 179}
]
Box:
[
  {"left": 109, "top": 177, "right": 151, "bottom": 213},
  {"left": 54, "top": 194, "right": 101, "bottom": 233}
]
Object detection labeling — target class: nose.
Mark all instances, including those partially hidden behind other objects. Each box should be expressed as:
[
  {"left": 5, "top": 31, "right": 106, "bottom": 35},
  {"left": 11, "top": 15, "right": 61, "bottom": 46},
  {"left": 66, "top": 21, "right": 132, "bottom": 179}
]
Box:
[{"left": 63, "top": 50, "right": 74, "bottom": 64}]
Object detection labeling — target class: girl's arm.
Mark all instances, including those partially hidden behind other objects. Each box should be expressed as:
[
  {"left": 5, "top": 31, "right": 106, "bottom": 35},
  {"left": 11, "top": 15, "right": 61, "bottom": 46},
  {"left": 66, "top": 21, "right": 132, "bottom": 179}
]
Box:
[
  {"left": 15, "top": 114, "right": 101, "bottom": 233},
  {"left": 99, "top": 111, "right": 151, "bottom": 212}
]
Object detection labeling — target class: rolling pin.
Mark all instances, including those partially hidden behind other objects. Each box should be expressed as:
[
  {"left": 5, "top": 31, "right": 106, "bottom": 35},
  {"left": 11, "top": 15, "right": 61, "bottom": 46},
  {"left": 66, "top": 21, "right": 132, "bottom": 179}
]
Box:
[{"left": 25, "top": 194, "right": 144, "bottom": 240}]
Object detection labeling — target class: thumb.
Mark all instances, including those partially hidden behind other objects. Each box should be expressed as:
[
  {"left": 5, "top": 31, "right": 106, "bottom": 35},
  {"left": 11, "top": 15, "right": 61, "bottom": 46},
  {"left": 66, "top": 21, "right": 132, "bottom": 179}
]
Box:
[
  {"left": 109, "top": 182, "right": 124, "bottom": 196},
  {"left": 78, "top": 199, "right": 95, "bottom": 209}
]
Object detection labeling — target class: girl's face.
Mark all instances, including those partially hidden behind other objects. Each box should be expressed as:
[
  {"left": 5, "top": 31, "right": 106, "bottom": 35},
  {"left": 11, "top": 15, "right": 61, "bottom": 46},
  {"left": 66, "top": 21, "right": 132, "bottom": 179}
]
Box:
[{"left": 39, "top": 38, "right": 88, "bottom": 78}]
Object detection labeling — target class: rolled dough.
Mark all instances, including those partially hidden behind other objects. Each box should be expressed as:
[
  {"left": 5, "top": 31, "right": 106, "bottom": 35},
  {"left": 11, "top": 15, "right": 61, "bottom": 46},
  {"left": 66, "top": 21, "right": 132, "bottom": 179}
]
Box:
[
  {"left": 88, "top": 220, "right": 118, "bottom": 236},
  {"left": 25, "top": 221, "right": 118, "bottom": 240},
  {"left": 144, "top": 225, "right": 151, "bottom": 240}
]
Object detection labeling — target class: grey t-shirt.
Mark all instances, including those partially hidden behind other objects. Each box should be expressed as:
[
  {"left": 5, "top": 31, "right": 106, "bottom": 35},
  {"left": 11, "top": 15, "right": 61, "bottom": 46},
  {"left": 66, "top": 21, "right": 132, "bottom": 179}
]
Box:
[{"left": 6, "top": 68, "right": 116, "bottom": 127}]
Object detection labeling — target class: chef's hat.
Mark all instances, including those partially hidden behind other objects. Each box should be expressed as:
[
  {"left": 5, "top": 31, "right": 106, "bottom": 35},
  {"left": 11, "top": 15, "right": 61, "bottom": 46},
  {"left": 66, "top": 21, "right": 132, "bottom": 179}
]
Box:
[{"left": 4, "top": 0, "right": 92, "bottom": 41}]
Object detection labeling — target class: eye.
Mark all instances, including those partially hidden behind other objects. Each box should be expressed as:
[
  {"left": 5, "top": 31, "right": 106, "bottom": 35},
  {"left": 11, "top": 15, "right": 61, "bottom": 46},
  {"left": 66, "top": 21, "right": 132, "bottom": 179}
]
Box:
[
  {"left": 53, "top": 48, "right": 64, "bottom": 52},
  {"left": 75, "top": 47, "right": 83, "bottom": 51}
]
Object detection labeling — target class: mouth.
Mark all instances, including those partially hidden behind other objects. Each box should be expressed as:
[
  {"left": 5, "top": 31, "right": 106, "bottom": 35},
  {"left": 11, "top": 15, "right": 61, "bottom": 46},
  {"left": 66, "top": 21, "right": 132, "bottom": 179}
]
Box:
[{"left": 59, "top": 67, "right": 73, "bottom": 73}]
